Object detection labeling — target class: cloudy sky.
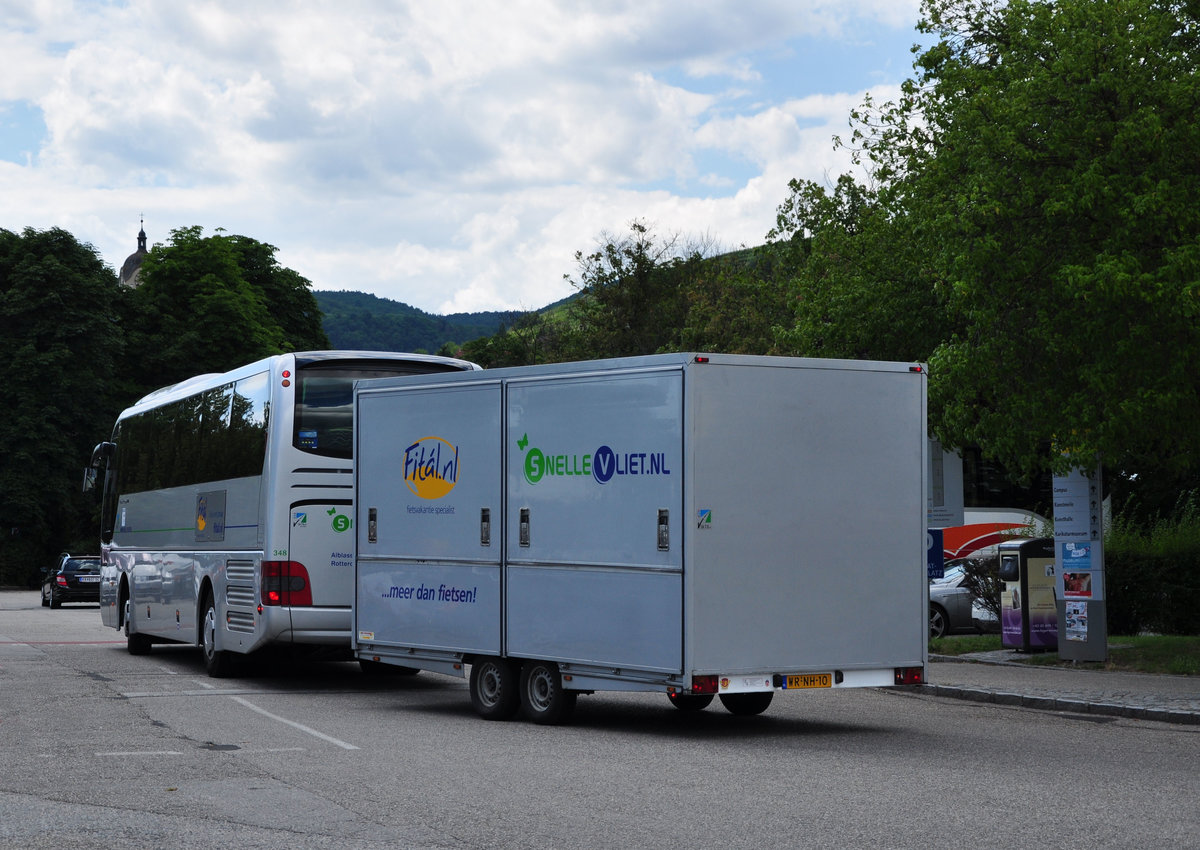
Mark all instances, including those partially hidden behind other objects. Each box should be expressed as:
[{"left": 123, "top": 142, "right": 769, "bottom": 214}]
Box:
[{"left": 1, "top": 1, "right": 923, "bottom": 315}]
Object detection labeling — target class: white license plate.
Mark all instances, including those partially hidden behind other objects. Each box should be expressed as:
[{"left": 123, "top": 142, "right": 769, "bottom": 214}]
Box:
[{"left": 76, "top": 575, "right": 100, "bottom": 583}]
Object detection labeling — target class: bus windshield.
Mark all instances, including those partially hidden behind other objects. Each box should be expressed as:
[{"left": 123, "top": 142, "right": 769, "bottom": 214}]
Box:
[{"left": 294, "top": 361, "right": 459, "bottom": 459}]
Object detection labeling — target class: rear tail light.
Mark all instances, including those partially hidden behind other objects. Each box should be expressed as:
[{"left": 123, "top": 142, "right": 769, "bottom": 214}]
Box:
[
  {"left": 690, "top": 675, "right": 719, "bottom": 694},
  {"left": 56, "top": 576, "right": 69, "bottom": 587},
  {"left": 895, "top": 666, "right": 925, "bottom": 686},
  {"left": 261, "top": 561, "right": 313, "bottom": 607}
]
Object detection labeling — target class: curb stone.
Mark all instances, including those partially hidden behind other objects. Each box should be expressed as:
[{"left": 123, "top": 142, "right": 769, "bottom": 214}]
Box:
[{"left": 913, "top": 654, "right": 1200, "bottom": 726}]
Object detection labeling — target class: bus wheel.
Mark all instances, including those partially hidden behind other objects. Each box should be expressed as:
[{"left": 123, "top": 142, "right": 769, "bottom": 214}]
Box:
[
  {"left": 469, "top": 658, "right": 520, "bottom": 721},
  {"left": 519, "top": 660, "right": 577, "bottom": 725},
  {"left": 718, "top": 692, "right": 773, "bottom": 716},
  {"left": 124, "top": 601, "right": 151, "bottom": 655},
  {"left": 201, "top": 593, "right": 234, "bottom": 678},
  {"left": 667, "top": 692, "right": 714, "bottom": 712},
  {"left": 127, "top": 632, "right": 152, "bottom": 655}
]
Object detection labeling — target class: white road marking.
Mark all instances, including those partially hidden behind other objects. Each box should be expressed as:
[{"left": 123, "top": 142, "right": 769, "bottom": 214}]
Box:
[
  {"left": 96, "top": 750, "right": 185, "bottom": 756},
  {"left": 229, "top": 696, "right": 359, "bottom": 750}
]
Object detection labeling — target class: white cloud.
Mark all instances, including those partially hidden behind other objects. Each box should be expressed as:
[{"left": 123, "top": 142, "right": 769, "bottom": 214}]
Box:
[{"left": 0, "top": 0, "right": 922, "bottom": 314}]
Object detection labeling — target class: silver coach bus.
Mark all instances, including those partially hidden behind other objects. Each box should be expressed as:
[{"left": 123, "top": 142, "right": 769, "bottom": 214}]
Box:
[{"left": 90, "top": 351, "right": 479, "bottom": 675}]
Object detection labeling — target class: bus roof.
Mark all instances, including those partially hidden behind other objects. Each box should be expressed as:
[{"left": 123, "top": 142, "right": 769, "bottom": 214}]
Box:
[{"left": 125, "top": 350, "right": 480, "bottom": 414}]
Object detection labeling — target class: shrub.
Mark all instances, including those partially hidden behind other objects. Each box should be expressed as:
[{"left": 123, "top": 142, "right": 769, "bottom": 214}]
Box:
[{"left": 1106, "top": 491, "right": 1200, "bottom": 635}]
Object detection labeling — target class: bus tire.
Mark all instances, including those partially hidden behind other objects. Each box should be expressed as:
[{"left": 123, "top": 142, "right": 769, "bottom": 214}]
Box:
[
  {"left": 519, "top": 660, "right": 577, "bottom": 725},
  {"left": 200, "top": 592, "right": 234, "bottom": 678},
  {"left": 124, "top": 600, "right": 152, "bottom": 655},
  {"left": 718, "top": 692, "right": 773, "bottom": 716},
  {"left": 469, "top": 657, "right": 520, "bottom": 721}
]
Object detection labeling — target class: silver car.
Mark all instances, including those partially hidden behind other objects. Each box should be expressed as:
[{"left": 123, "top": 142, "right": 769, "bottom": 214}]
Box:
[{"left": 929, "top": 562, "right": 998, "bottom": 638}]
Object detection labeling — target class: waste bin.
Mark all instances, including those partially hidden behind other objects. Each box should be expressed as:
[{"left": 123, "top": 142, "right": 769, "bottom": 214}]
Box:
[{"left": 998, "top": 538, "right": 1058, "bottom": 652}]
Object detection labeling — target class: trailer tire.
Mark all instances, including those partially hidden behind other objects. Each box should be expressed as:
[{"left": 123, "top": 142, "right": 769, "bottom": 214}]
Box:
[
  {"left": 200, "top": 592, "right": 234, "bottom": 678},
  {"left": 519, "top": 660, "right": 577, "bottom": 725},
  {"left": 718, "top": 692, "right": 773, "bottom": 716},
  {"left": 667, "top": 692, "right": 714, "bottom": 712},
  {"left": 469, "top": 658, "right": 521, "bottom": 721}
]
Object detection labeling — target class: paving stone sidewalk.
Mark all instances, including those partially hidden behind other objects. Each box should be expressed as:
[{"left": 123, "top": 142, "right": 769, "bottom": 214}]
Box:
[{"left": 924, "top": 652, "right": 1200, "bottom": 725}]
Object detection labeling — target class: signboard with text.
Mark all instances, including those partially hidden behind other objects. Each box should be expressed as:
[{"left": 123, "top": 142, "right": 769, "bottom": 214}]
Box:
[{"left": 1053, "top": 462, "right": 1106, "bottom": 661}]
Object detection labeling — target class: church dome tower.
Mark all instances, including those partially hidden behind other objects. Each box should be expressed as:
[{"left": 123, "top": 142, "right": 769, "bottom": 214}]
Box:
[{"left": 119, "top": 219, "right": 149, "bottom": 288}]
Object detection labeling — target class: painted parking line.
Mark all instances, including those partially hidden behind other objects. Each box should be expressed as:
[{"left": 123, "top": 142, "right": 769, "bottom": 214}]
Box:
[
  {"left": 229, "top": 696, "right": 359, "bottom": 750},
  {"left": 95, "top": 750, "right": 185, "bottom": 756},
  {"left": 0, "top": 640, "right": 127, "bottom": 645},
  {"left": 121, "top": 689, "right": 257, "bottom": 698}
]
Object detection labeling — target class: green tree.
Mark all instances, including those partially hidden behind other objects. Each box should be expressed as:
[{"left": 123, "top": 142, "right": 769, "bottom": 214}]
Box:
[
  {"left": 562, "top": 221, "right": 705, "bottom": 359},
  {"left": 672, "top": 247, "right": 793, "bottom": 355},
  {"left": 462, "top": 223, "right": 794, "bottom": 364},
  {"left": 459, "top": 312, "right": 562, "bottom": 367},
  {"left": 0, "top": 227, "right": 124, "bottom": 584},
  {"left": 768, "top": 175, "right": 950, "bottom": 362},
  {"left": 848, "top": 0, "right": 1200, "bottom": 484},
  {"left": 227, "top": 234, "right": 328, "bottom": 352},
  {"left": 127, "top": 227, "right": 329, "bottom": 392}
]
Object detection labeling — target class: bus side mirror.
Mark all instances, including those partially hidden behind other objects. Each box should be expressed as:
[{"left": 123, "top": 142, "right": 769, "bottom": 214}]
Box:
[
  {"left": 85, "top": 441, "right": 116, "bottom": 493},
  {"left": 91, "top": 441, "right": 116, "bottom": 467}
]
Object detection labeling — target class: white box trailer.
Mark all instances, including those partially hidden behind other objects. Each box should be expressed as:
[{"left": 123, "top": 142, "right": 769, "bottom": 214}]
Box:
[{"left": 353, "top": 353, "right": 928, "bottom": 723}]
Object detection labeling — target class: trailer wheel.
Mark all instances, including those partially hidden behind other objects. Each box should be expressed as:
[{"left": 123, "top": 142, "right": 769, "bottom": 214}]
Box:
[
  {"left": 718, "top": 692, "right": 773, "bottom": 716},
  {"left": 469, "top": 658, "right": 521, "bottom": 720},
  {"left": 200, "top": 592, "right": 234, "bottom": 678},
  {"left": 667, "top": 692, "right": 714, "bottom": 712},
  {"left": 519, "top": 660, "right": 577, "bottom": 725}
]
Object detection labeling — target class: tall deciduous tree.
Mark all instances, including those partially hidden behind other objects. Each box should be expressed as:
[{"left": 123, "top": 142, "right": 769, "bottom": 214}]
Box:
[
  {"left": 849, "top": 0, "right": 1200, "bottom": 483},
  {"left": 563, "top": 221, "right": 707, "bottom": 359},
  {"left": 227, "top": 234, "right": 328, "bottom": 353},
  {"left": 768, "top": 175, "right": 950, "bottom": 363},
  {"left": 0, "top": 228, "right": 124, "bottom": 583},
  {"left": 128, "top": 226, "right": 329, "bottom": 392}
]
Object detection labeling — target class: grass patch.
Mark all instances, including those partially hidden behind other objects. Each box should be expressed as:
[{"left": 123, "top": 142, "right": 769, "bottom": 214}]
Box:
[
  {"left": 1023, "top": 635, "right": 1200, "bottom": 675},
  {"left": 932, "top": 633, "right": 1200, "bottom": 675},
  {"left": 929, "top": 634, "right": 1002, "bottom": 656}
]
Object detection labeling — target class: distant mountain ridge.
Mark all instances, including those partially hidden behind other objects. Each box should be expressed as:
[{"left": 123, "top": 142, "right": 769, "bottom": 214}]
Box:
[{"left": 315, "top": 290, "right": 518, "bottom": 353}]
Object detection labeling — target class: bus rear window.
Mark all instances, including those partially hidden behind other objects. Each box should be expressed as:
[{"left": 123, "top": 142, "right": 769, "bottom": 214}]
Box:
[{"left": 293, "top": 362, "right": 463, "bottom": 459}]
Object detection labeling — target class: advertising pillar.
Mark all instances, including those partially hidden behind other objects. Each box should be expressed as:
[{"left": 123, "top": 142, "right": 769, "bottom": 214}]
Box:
[{"left": 1053, "top": 464, "right": 1107, "bottom": 662}]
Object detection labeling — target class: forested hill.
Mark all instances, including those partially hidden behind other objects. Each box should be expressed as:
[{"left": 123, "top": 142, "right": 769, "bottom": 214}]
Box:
[{"left": 315, "top": 290, "right": 514, "bottom": 353}]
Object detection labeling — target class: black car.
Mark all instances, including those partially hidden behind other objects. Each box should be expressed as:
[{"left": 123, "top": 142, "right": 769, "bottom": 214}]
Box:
[{"left": 41, "top": 555, "right": 102, "bottom": 608}]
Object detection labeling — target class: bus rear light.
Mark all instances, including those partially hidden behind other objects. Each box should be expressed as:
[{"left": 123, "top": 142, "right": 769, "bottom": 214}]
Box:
[
  {"left": 895, "top": 666, "right": 924, "bottom": 686},
  {"left": 261, "top": 561, "right": 313, "bottom": 607},
  {"left": 690, "top": 675, "right": 719, "bottom": 695}
]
